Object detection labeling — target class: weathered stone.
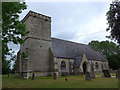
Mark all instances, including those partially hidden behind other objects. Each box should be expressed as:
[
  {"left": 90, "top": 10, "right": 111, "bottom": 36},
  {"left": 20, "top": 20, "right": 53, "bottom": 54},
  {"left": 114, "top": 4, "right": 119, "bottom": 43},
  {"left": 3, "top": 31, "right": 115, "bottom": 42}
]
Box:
[
  {"left": 17, "top": 11, "right": 52, "bottom": 77},
  {"left": 15, "top": 11, "right": 110, "bottom": 78},
  {"left": 90, "top": 72, "right": 96, "bottom": 79},
  {"left": 53, "top": 73, "right": 57, "bottom": 79},
  {"left": 116, "top": 69, "right": 120, "bottom": 79},
  {"left": 85, "top": 71, "right": 92, "bottom": 81},
  {"left": 32, "top": 73, "right": 35, "bottom": 80},
  {"left": 103, "top": 70, "right": 111, "bottom": 77}
]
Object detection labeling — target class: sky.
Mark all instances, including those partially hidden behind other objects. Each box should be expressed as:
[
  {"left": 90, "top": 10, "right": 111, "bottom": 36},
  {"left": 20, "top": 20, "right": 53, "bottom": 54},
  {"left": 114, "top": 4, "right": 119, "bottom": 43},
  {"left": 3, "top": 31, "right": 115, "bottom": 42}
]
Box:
[{"left": 9, "top": 0, "right": 113, "bottom": 56}]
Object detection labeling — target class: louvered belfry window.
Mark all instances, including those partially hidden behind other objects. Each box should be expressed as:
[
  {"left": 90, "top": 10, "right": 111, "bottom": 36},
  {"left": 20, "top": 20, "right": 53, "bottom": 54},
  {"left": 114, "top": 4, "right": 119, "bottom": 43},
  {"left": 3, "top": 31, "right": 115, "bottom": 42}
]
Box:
[{"left": 61, "top": 61, "right": 66, "bottom": 70}]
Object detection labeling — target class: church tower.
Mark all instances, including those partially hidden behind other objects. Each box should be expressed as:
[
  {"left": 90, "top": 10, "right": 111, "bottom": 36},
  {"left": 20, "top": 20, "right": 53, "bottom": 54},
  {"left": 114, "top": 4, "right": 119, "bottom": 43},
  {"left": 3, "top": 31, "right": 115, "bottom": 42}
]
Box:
[{"left": 17, "top": 11, "right": 52, "bottom": 78}]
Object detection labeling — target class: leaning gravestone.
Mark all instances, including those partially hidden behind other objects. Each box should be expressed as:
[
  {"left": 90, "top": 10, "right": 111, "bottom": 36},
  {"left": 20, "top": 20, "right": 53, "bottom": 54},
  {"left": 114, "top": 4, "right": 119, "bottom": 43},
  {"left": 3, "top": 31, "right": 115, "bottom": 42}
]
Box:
[
  {"left": 103, "top": 70, "right": 111, "bottom": 77},
  {"left": 90, "top": 71, "right": 96, "bottom": 79},
  {"left": 85, "top": 71, "right": 92, "bottom": 81},
  {"left": 116, "top": 69, "right": 120, "bottom": 79}
]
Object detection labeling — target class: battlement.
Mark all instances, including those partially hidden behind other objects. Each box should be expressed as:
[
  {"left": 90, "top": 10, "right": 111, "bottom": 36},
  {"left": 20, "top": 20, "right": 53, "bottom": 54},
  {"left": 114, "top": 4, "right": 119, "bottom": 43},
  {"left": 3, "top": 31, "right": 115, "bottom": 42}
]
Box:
[{"left": 22, "top": 10, "right": 51, "bottom": 22}]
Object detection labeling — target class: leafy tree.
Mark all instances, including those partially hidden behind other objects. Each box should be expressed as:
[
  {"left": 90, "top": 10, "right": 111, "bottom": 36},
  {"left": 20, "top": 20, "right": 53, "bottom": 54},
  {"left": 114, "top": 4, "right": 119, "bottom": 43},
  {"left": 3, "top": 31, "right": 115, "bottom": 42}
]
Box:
[
  {"left": 10, "top": 55, "right": 17, "bottom": 74},
  {"left": 108, "top": 54, "right": 120, "bottom": 70},
  {"left": 2, "top": 2, "right": 28, "bottom": 74},
  {"left": 89, "top": 40, "right": 120, "bottom": 70},
  {"left": 2, "top": 59, "right": 10, "bottom": 74},
  {"left": 106, "top": 0, "right": 120, "bottom": 44}
]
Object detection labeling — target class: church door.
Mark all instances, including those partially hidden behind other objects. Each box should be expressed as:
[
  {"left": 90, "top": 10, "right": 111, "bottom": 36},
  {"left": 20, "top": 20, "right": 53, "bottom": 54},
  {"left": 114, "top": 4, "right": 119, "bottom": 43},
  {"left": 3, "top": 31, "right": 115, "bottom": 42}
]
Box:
[{"left": 83, "top": 62, "right": 87, "bottom": 74}]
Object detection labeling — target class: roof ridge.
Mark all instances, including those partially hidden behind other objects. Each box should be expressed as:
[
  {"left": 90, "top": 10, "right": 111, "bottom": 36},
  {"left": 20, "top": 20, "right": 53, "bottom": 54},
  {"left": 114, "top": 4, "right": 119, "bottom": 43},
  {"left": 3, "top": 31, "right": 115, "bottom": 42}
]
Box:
[{"left": 52, "top": 37, "right": 86, "bottom": 46}]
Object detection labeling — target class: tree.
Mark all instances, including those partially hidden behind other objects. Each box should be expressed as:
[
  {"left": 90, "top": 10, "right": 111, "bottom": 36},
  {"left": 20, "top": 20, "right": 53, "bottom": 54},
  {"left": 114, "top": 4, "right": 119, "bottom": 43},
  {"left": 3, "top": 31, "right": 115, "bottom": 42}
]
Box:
[
  {"left": 2, "top": 2, "right": 28, "bottom": 74},
  {"left": 89, "top": 40, "right": 120, "bottom": 70},
  {"left": 2, "top": 59, "right": 10, "bottom": 74},
  {"left": 106, "top": 0, "right": 120, "bottom": 44}
]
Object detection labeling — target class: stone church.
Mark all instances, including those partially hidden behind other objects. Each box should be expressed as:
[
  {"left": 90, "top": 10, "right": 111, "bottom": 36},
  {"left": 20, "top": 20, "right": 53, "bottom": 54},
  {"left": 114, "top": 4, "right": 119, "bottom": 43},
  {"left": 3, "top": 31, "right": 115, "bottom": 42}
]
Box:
[{"left": 15, "top": 11, "right": 109, "bottom": 78}]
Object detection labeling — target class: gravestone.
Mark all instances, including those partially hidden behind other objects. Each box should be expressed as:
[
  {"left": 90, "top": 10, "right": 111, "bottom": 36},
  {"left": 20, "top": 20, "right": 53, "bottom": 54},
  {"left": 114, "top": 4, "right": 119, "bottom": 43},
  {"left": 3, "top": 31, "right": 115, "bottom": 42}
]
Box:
[
  {"left": 32, "top": 73, "right": 35, "bottom": 80},
  {"left": 85, "top": 71, "right": 92, "bottom": 81},
  {"left": 20, "top": 72, "right": 24, "bottom": 78},
  {"left": 90, "top": 71, "right": 96, "bottom": 79},
  {"left": 53, "top": 72, "right": 57, "bottom": 79},
  {"left": 8, "top": 73, "right": 10, "bottom": 77},
  {"left": 103, "top": 70, "right": 111, "bottom": 77},
  {"left": 116, "top": 69, "right": 120, "bottom": 79}
]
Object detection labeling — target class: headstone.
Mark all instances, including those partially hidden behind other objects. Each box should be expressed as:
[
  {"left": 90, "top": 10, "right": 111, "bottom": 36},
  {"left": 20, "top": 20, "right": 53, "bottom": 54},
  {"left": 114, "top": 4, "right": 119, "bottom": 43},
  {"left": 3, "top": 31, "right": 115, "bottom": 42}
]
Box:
[
  {"left": 53, "top": 72, "right": 57, "bottom": 79},
  {"left": 116, "top": 69, "right": 120, "bottom": 79},
  {"left": 20, "top": 72, "right": 23, "bottom": 78},
  {"left": 8, "top": 73, "right": 10, "bottom": 77},
  {"left": 90, "top": 72, "right": 96, "bottom": 79},
  {"left": 65, "top": 78, "right": 68, "bottom": 81},
  {"left": 32, "top": 73, "right": 35, "bottom": 80},
  {"left": 85, "top": 71, "right": 92, "bottom": 81},
  {"left": 103, "top": 70, "right": 111, "bottom": 77}
]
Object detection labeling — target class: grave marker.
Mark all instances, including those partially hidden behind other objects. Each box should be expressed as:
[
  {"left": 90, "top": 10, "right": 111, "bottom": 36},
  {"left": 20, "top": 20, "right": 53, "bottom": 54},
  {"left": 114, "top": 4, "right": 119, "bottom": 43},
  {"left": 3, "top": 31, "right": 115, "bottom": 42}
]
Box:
[
  {"left": 103, "top": 70, "right": 111, "bottom": 77},
  {"left": 85, "top": 71, "right": 92, "bottom": 81},
  {"left": 116, "top": 69, "right": 120, "bottom": 79},
  {"left": 53, "top": 72, "right": 57, "bottom": 79},
  {"left": 90, "top": 71, "right": 96, "bottom": 79}
]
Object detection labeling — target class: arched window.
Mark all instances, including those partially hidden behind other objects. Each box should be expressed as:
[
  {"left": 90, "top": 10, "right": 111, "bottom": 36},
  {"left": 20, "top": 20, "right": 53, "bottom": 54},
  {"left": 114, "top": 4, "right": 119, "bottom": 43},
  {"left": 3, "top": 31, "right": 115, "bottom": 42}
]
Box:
[
  {"left": 61, "top": 61, "right": 66, "bottom": 70},
  {"left": 95, "top": 62, "right": 99, "bottom": 69}
]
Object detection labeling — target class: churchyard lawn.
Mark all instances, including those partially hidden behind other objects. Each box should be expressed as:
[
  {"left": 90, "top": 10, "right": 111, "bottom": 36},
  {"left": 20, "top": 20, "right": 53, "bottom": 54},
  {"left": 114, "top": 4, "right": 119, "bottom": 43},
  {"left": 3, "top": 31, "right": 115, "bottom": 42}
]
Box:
[{"left": 2, "top": 75, "right": 118, "bottom": 88}]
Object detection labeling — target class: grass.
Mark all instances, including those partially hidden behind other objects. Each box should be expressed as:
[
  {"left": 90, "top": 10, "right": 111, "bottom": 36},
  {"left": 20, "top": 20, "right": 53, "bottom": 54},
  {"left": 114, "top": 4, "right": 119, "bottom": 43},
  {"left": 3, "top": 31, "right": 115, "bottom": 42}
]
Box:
[
  {"left": 95, "top": 73, "right": 116, "bottom": 76},
  {"left": 2, "top": 75, "right": 118, "bottom": 88},
  {"left": 0, "top": 75, "right": 2, "bottom": 89}
]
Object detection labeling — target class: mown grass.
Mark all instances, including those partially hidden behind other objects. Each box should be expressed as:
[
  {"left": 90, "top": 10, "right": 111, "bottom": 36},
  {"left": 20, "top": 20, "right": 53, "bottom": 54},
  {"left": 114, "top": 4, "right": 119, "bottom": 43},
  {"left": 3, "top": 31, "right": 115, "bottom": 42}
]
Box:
[
  {"left": 2, "top": 75, "right": 118, "bottom": 88},
  {"left": 95, "top": 73, "right": 116, "bottom": 76},
  {"left": 0, "top": 75, "right": 2, "bottom": 89}
]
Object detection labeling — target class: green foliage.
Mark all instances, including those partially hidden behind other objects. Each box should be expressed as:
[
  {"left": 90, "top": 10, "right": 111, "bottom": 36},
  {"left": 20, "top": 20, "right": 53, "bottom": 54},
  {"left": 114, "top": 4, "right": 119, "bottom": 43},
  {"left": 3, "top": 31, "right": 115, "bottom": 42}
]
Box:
[
  {"left": 106, "top": 0, "right": 120, "bottom": 44},
  {"left": 2, "top": 2, "right": 27, "bottom": 74},
  {"left": 89, "top": 40, "right": 120, "bottom": 70},
  {"left": 2, "top": 59, "right": 10, "bottom": 74},
  {"left": 108, "top": 55, "right": 120, "bottom": 70}
]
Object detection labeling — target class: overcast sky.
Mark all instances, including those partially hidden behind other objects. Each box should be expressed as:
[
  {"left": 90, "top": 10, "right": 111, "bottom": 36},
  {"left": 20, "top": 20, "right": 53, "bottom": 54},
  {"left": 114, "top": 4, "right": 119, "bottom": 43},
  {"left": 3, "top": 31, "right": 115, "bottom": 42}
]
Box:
[{"left": 9, "top": 0, "right": 113, "bottom": 56}]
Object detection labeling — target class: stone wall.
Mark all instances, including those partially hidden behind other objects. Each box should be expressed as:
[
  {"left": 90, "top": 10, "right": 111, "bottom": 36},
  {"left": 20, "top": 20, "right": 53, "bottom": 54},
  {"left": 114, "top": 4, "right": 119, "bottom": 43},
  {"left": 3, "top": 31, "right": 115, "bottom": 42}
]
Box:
[
  {"left": 54, "top": 57, "right": 74, "bottom": 75},
  {"left": 16, "top": 11, "right": 52, "bottom": 77},
  {"left": 89, "top": 60, "right": 109, "bottom": 73},
  {"left": 79, "top": 54, "right": 91, "bottom": 73},
  {"left": 21, "top": 38, "right": 52, "bottom": 72},
  {"left": 22, "top": 11, "right": 51, "bottom": 41},
  {"left": 54, "top": 55, "right": 109, "bottom": 76}
]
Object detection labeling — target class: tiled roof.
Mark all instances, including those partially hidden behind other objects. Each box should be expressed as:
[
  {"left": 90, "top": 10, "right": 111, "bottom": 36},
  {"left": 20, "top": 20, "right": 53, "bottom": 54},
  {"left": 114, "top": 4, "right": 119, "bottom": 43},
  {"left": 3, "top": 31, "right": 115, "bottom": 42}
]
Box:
[{"left": 52, "top": 38, "right": 107, "bottom": 62}]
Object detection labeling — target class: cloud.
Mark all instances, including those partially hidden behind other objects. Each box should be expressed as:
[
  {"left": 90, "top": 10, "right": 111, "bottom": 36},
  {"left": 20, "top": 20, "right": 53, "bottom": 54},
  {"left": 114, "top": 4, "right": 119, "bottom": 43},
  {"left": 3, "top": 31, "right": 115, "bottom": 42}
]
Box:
[
  {"left": 49, "top": 2, "right": 110, "bottom": 44},
  {"left": 8, "top": 43, "right": 20, "bottom": 55},
  {"left": 70, "top": 13, "right": 110, "bottom": 44},
  {"left": 11, "top": 2, "right": 112, "bottom": 56}
]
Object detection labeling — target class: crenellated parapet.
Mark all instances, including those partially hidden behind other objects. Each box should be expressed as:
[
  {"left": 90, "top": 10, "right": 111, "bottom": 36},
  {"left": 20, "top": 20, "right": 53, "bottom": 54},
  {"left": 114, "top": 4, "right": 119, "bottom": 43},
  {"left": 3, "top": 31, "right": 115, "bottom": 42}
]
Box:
[{"left": 22, "top": 10, "right": 51, "bottom": 22}]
